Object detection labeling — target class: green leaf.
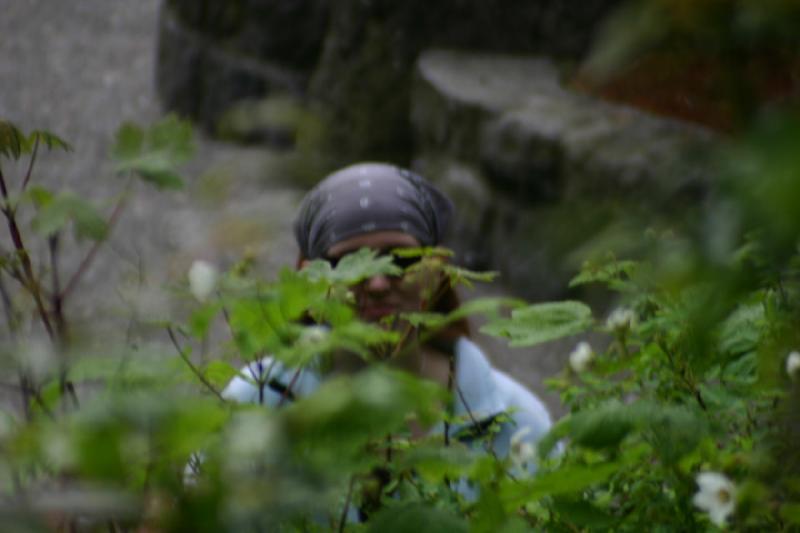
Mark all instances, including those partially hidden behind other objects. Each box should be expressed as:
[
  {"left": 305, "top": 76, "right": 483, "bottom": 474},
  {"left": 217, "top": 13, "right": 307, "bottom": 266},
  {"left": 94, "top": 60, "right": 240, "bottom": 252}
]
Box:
[
  {"left": 570, "top": 257, "right": 639, "bottom": 288},
  {"left": 29, "top": 130, "right": 71, "bottom": 152},
  {"left": 31, "top": 192, "right": 108, "bottom": 240},
  {"left": 302, "top": 248, "right": 401, "bottom": 285},
  {"left": 481, "top": 300, "right": 593, "bottom": 347},
  {"left": 717, "top": 301, "right": 765, "bottom": 357},
  {"left": 501, "top": 461, "right": 621, "bottom": 506},
  {"left": 189, "top": 302, "right": 221, "bottom": 338},
  {"left": 539, "top": 401, "right": 706, "bottom": 463},
  {"left": 440, "top": 263, "right": 499, "bottom": 288},
  {"left": 203, "top": 360, "right": 240, "bottom": 390},
  {"left": 402, "top": 297, "right": 524, "bottom": 330},
  {"left": 551, "top": 498, "right": 618, "bottom": 529},
  {"left": 111, "top": 115, "right": 194, "bottom": 189},
  {"left": 284, "top": 367, "right": 446, "bottom": 460},
  {"left": 367, "top": 503, "right": 468, "bottom": 533},
  {"left": 0, "top": 120, "right": 26, "bottom": 159},
  {"left": 23, "top": 185, "right": 54, "bottom": 207}
]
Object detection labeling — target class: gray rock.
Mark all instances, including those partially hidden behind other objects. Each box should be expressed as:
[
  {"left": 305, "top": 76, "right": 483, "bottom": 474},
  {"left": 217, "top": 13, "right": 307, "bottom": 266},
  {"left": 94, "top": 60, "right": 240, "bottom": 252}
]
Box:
[
  {"left": 309, "top": 1, "right": 621, "bottom": 163},
  {"left": 411, "top": 48, "right": 717, "bottom": 300},
  {"left": 413, "top": 50, "right": 562, "bottom": 163}
]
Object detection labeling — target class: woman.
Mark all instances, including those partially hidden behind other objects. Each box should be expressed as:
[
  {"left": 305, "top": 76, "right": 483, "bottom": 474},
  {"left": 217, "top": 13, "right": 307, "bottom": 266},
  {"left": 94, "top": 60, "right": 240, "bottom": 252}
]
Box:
[{"left": 222, "top": 162, "right": 553, "bottom": 466}]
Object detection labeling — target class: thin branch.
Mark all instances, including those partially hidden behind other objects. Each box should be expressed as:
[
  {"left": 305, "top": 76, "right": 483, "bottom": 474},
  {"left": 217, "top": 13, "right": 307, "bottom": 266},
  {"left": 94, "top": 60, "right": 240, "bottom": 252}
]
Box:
[
  {"left": 0, "top": 168, "right": 54, "bottom": 338},
  {"left": 338, "top": 475, "right": 356, "bottom": 533},
  {"left": 0, "top": 271, "right": 17, "bottom": 338},
  {"left": 48, "top": 235, "right": 67, "bottom": 341},
  {"left": 278, "top": 369, "right": 301, "bottom": 407},
  {"left": 21, "top": 134, "right": 40, "bottom": 191},
  {"left": 61, "top": 186, "right": 130, "bottom": 300},
  {"left": 166, "top": 326, "right": 226, "bottom": 402}
]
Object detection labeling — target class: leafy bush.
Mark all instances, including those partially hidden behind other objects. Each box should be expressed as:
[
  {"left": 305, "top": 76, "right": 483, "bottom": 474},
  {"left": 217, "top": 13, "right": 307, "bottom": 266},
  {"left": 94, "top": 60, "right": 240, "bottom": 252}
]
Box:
[{"left": 1, "top": 111, "right": 799, "bottom": 532}]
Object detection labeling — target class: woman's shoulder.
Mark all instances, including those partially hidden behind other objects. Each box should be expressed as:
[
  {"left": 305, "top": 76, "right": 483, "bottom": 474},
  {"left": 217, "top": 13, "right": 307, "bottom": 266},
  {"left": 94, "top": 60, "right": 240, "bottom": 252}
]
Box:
[
  {"left": 223, "top": 357, "right": 322, "bottom": 405},
  {"left": 454, "top": 337, "right": 553, "bottom": 437}
]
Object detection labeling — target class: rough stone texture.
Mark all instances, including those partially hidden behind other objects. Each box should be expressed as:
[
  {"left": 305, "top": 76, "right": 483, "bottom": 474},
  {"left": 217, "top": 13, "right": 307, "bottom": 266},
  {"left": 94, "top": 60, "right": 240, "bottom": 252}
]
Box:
[
  {"left": 154, "top": 0, "right": 622, "bottom": 161},
  {"left": 413, "top": 49, "right": 716, "bottom": 300},
  {"left": 156, "top": 0, "right": 326, "bottom": 131},
  {"left": 309, "top": 0, "right": 621, "bottom": 163}
]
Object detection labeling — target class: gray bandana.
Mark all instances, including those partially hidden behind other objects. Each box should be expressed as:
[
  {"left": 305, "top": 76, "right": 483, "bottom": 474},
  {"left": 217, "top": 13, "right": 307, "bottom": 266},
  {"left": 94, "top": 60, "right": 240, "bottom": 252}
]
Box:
[{"left": 294, "top": 162, "right": 454, "bottom": 259}]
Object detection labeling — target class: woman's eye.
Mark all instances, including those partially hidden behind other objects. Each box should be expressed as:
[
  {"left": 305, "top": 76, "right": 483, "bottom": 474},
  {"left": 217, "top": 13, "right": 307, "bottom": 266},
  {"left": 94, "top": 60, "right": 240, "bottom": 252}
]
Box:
[{"left": 392, "top": 255, "right": 421, "bottom": 270}]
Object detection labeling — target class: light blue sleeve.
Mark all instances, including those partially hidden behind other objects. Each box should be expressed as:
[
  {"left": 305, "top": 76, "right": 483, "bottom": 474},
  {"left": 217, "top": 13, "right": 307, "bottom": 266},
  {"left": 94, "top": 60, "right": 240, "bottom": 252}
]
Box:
[
  {"left": 222, "top": 358, "right": 286, "bottom": 406},
  {"left": 490, "top": 369, "right": 557, "bottom": 472}
]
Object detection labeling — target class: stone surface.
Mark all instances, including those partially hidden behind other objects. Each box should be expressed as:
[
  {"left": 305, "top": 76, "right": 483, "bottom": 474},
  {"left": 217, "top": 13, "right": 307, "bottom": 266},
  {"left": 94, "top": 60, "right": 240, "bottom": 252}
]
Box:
[{"left": 413, "top": 49, "right": 716, "bottom": 300}]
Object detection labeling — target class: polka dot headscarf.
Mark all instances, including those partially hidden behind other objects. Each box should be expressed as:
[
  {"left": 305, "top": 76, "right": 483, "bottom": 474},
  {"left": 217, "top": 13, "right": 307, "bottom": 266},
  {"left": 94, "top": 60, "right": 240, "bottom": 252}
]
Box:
[{"left": 293, "top": 162, "right": 454, "bottom": 259}]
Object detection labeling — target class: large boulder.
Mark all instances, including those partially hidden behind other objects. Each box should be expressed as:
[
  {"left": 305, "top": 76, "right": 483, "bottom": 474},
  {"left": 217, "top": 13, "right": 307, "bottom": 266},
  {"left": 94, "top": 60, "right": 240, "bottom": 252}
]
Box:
[
  {"left": 412, "top": 49, "right": 716, "bottom": 299},
  {"left": 310, "top": 0, "right": 621, "bottom": 163}
]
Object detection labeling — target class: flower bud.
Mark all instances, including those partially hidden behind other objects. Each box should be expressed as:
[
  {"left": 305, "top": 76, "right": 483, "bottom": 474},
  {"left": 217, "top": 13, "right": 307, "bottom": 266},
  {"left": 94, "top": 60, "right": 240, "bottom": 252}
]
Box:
[
  {"left": 606, "top": 307, "right": 635, "bottom": 331},
  {"left": 786, "top": 351, "right": 800, "bottom": 379},
  {"left": 188, "top": 260, "right": 218, "bottom": 302},
  {"left": 568, "top": 341, "right": 594, "bottom": 373}
]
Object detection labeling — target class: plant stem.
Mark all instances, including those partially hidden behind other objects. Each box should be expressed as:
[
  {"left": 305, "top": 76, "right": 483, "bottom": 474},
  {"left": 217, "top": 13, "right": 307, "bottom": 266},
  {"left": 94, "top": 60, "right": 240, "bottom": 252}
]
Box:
[
  {"left": 166, "top": 326, "right": 226, "bottom": 402},
  {"left": 0, "top": 271, "right": 18, "bottom": 338},
  {"left": 0, "top": 168, "right": 54, "bottom": 338},
  {"left": 49, "top": 235, "right": 67, "bottom": 342},
  {"left": 61, "top": 184, "right": 130, "bottom": 300},
  {"left": 21, "top": 134, "right": 40, "bottom": 191},
  {"left": 338, "top": 475, "right": 356, "bottom": 533}
]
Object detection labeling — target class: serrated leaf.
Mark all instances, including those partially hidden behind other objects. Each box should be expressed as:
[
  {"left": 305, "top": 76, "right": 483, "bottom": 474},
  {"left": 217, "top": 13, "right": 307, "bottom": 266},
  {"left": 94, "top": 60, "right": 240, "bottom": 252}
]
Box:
[
  {"left": 301, "top": 248, "right": 400, "bottom": 285},
  {"left": 717, "top": 302, "right": 765, "bottom": 357},
  {"left": 29, "top": 130, "right": 71, "bottom": 152},
  {"left": 402, "top": 297, "right": 524, "bottom": 330},
  {"left": 481, "top": 300, "right": 593, "bottom": 347},
  {"left": 0, "top": 120, "right": 26, "bottom": 160},
  {"left": 31, "top": 193, "right": 108, "bottom": 241},
  {"left": 570, "top": 258, "right": 639, "bottom": 288},
  {"left": 111, "top": 114, "right": 193, "bottom": 189}
]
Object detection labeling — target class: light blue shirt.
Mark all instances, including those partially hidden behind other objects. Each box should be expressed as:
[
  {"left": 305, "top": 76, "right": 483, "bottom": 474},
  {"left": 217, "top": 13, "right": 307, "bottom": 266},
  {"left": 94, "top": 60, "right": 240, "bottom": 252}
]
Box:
[{"left": 223, "top": 337, "right": 553, "bottom": 466}]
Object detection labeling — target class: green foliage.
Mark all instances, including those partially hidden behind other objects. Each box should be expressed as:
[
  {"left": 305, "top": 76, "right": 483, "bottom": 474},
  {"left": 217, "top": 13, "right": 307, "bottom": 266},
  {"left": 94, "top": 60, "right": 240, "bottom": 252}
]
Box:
[
  {"left": 30, "top": 191, "right": 108, "bottom": 240},
  {"left": 3, "top": 3, "right": 800, "bottom": 526},
  {"left": 111, "top": 113, "right": 194, "bottom": 189},
  {"left": 481, "top": 301, "right": 593, "bottom": 347}
]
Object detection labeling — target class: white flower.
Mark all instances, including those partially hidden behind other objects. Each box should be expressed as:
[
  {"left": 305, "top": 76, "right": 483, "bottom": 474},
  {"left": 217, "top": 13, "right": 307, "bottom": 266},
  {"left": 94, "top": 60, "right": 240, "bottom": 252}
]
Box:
[
  {"left": 606, "top": 307, "right": 635, "bottom": 331},
  {"left": 188, "top": 260, "right": 218, "bottom": 302},
  {"left": 298, "top": 325, "right": 329, "bottom": 346},
  {"left": 569, "top": 341, "right": 594, "bottom": 373},
  {"left": 510, "top": 427, "right": 535, "bottom": 469},
  {"left": 693, "top": 471, "right": 736, "bottom": 527},
  {"left": 786, "top": 351, "right": 800, "bottom": 379}
]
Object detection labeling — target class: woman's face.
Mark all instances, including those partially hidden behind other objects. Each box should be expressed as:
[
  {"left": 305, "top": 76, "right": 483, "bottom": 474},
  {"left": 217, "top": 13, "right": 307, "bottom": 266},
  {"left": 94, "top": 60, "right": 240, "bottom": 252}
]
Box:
[{"left": 324, "top": 230, "right": 437, "bottom": 323}]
